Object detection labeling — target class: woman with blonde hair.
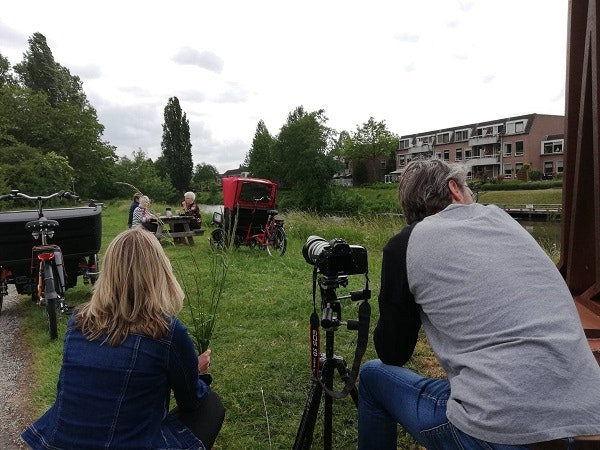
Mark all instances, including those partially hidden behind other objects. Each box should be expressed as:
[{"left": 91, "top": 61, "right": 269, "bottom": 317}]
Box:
[{"left": 22, "top": 228, "right": 225, "bottom": 450}]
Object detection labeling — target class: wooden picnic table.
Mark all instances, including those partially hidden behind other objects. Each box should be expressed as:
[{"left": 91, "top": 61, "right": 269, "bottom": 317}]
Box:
[{"left": 153, "top": 215, "right": 204, "bottom": 245}]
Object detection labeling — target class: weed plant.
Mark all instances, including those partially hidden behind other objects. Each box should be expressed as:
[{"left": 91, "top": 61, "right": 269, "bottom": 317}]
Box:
[{"left": 18, "top": 195, "right": 559, "bottom": 449}]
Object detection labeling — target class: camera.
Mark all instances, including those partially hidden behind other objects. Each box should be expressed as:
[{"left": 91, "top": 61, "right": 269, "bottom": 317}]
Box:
[{"left": 302, "top": 235, "right": 368, "bottom": 277}]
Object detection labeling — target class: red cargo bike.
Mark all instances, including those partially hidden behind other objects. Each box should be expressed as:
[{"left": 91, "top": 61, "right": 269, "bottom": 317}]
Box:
[{"left": 209, "top": 176, "right": 287, "bottom": 256}]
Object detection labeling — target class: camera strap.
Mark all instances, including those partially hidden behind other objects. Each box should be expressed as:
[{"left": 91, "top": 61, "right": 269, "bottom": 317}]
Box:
[
  {"left": 309, "top": 268, "right": 371, "bottom": 399},
  {"left": 310, "top": 268, "right": 321, "bottom": 378}
]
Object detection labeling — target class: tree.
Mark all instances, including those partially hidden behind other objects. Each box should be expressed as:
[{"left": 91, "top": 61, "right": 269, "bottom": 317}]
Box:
[
  {"left": 0, "top": 144, "right": 74, "bottom": 194},
  {"left": 161, "top": 97, "right": 193, "bottom": 193},
  {"left": 14, "top": 32, "right": 88, "bottom": 109},
  {"left": 3, "top": 34, "right": 116, "bottom": 197},
  {"left": 272, "top": 106, "right": 338, "bottom": 209},
  {"left": 0, "top": 53, "right": 17, "bottom": 87},
  {"left": 245, "top": 120, "right": 275, "bottom": 178},
  {"left": 112, "top": 150, "right": 177, "bottom": 202},
  {"left": 343, "top": 117, "right": 398, "bottom": 184},
  {"left": 192, "top": 163, "right": 220, "bottom": 190}
]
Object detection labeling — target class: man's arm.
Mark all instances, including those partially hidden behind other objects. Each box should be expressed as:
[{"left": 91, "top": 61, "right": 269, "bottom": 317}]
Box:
[{"left": 373, "top": 225, "right": 421, "bottom": 366}]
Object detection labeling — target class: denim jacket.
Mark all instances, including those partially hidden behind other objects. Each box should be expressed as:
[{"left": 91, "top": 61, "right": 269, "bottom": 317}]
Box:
[{"left": 22, "top": 315, "right": 210, "bottom": 450}]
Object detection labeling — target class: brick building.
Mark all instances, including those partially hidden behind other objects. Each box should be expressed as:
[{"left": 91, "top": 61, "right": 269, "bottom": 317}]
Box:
[{"left": 393, "top": 113, "right": 565, "bottom": 181}]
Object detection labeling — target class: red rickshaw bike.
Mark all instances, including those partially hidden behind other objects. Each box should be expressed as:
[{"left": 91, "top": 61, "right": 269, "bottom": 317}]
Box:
[{"left": 209, "top": 176, "right": 287, "bottom": 256}]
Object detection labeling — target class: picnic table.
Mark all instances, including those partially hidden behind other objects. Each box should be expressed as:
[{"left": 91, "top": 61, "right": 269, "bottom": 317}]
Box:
[{"left": 153, "top": 215, "right": 204, "bottom": 245}]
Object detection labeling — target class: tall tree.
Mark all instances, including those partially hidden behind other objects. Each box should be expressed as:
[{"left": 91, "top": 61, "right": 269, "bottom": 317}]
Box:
[
  {"left": 3, "top": 33, "right": 116, "bottom": 197},
  {"left": 273, "top": 106, "right": 338, "bottom": 209},
  {"left": 161, "top": 97, "right": 193, "bottom": 193},
  {"left": 14, "top": 32, "right": 87, "bottom": 109},
  {"left": 245, "top": 120, "right": 275, "bottom": 178}
]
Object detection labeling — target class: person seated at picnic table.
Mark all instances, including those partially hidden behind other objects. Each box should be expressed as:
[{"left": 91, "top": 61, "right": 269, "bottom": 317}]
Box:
[
  {"left": 174, "top": 191, "right": 201, "bottom": 244},
  {"left": 21, "top": 228, "right": 226, "bottom": 450},
  {"left": 127, "top": 192, "right": 141, "bottom": 228},
  {"left": 131, "top": 195, "right": 158, "bottom": 233}
]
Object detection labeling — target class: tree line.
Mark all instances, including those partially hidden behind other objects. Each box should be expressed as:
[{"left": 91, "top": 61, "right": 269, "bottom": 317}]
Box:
[{"left": 0, "top": 33, "right": 398, "bottom": 209}]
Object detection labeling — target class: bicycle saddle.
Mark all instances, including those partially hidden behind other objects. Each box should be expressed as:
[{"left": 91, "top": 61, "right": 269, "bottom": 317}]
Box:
[{"left": 25, "top": 217, "right": 60, "bottom": 231}]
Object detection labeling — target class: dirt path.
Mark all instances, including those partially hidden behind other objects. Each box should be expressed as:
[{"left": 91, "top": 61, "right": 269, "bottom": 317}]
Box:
[{"left": 0, "top": 285, "right": 36, "bottom": 449}]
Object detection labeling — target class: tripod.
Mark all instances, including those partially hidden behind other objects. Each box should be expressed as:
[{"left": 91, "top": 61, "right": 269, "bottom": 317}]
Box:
[{"left": 293, "top": 276, "right": 368, "bottom": 450}]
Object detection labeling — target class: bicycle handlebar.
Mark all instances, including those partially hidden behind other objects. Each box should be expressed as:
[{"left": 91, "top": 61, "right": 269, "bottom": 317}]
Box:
[{"left": 0, "top": 189, "right": 80, "bottom": 203}]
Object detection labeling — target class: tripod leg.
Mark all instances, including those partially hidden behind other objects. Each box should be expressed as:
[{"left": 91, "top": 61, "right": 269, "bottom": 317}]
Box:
[{"left": 293, "top": 377, "right": 323, "bottom": 450}]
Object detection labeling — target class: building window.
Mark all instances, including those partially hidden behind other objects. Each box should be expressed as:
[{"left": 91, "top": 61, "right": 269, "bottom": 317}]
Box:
[
  {"left": 443, "top": 150, "right": 450, "bottom": 160},
  {"left": 437, "top": 132, "right": 451, "bottom": 144},
  {"left": 399, "top": 139, "right": 411, "bottom": 150},
  {"left": 504, "top": 164, "right": 512, "bottom": 178},
  {"left": 417, "top": 135, "right": 434, "bottom": 145},
  {"left": 455, "top": 148, "right": 462, "bottom": 160},
  {"left": 506, "top": 119, "right": 527, "bottom": 134},
  {"left": 435, "top": 152, "right": 442, "bottom": 159},
  {"left": 557, "top": 160, "right": 563, "bottom": 173},
  {"left": 398, "top": 155, "right": 407, "bottom": 167},
  {"left": 380, "top": 159, "right": 387, "bottom": 169},
  {"left": 472, "top": 146, "right": 482, "bottom": 158},
  {"left": 544, "top": 161, "right": 554, "bottom": 175},
  {"left": 542, "top": 139, "right": 564, "bottom": 154},
  {"left": 515, "top": 141, "right": 524, "bottom": 156},
  {"left": 503, "top": 143, "right": 512, "bottom": 156},
  {"left": 455, "top": 129, "right": 470, "bottom": 141},
  {"left": 465, "top": 148, "right": 472, "bottom": 159}
]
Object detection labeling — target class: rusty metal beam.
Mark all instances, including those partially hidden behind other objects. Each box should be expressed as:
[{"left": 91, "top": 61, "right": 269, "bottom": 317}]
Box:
[{"left": 559, "top": 0, "right": 600, "bottom": 363}]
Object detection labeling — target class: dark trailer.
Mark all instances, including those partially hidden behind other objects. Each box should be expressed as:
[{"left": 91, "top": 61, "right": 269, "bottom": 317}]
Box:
[{"left": 0, "top": 205, "right": 102, "bottom": 295}]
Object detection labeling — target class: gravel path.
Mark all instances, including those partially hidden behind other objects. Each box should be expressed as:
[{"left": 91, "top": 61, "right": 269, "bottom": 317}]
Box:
[{"left": 0, "top": 285, "right": 35, "bottom": 449}]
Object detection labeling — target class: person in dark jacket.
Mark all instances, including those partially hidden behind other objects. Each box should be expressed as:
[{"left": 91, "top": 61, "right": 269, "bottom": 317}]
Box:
[
  {"left": 21, "top": 228, "right": 225, "bottom": 450},
  {"left": 127, "top": 192, "right": 141, "bottom": 228}
]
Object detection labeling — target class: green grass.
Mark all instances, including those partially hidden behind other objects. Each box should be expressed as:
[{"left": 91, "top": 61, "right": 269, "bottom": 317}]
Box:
[{"left": 17, "top": 192, "right": 560, "bottom": 449}]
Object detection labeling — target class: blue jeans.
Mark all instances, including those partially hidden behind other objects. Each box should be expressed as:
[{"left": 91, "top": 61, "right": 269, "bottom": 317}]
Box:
[{"left": 357, "top": 359, "right": 529, "bottom": 450}]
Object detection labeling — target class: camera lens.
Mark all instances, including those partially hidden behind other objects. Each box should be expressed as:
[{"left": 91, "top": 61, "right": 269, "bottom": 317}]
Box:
[{"left": 302, "top": 235, "right": 328, "bottom": 265}]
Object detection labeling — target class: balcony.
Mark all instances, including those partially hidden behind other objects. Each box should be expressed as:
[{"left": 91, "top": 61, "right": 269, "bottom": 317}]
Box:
[
  {"left": 407, "top": 143, "right": 434, "bottom": 155},
  {"left": 468, "top": 134, "right": 500, "bottom": 146},
  {"left": 465, "top": 156, "right": 500, "bottom": 167}
]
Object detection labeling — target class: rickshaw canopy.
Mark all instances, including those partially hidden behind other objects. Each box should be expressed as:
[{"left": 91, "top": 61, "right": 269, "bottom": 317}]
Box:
[{"left": 222, "top": 176, "right": 277, "bottom": 210}]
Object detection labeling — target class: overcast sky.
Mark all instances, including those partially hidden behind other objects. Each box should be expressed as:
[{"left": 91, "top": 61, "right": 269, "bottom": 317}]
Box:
[{"left": 0, "top": 0, "right": 568, "bottom": 173}]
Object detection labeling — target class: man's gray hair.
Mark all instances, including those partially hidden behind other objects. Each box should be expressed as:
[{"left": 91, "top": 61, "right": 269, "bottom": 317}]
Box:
[{"left": 398, "top": 158, "right": 468, "bottom": 224}]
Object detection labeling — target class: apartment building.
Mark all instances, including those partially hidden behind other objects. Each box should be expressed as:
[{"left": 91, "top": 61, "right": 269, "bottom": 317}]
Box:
[{"left": 393, "top": 113, "right": 565, "bottom": 181}]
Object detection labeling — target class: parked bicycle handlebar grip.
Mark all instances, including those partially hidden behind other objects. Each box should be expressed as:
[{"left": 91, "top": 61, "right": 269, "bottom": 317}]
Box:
[{"left": 61, "top": 191, "right": 80, "bottom": 201}]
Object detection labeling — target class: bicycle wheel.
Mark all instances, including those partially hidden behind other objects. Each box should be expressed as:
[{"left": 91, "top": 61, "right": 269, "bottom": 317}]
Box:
[
  {"left": 42, "top": 261, "right": 59, "bottom": 340},
  {"left": 210, "top": 228, "right": 225, "bottom": 249},
  {"left": 46, "top": 297, "right": 58, "bottom": 339},
  {"left": 270, "top": 226, "right": 287, "bottom": 256}
]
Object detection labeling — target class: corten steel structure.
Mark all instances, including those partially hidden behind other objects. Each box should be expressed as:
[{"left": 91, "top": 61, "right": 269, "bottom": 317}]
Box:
[{"left": 560, "top": 0, "right": 600, "bottom": 364}]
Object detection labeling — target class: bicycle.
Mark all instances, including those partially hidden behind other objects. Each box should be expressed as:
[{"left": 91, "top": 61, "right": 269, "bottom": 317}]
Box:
[
  {"left": 0, "top": 189, "right": 80, "bottom": 338},
  {"left": 210, "top": 199, "right": 287, "bottom": 256}
]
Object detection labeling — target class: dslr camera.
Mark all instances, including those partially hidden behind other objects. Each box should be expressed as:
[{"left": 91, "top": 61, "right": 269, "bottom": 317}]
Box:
[{"left": 302, "top": 235, "right": 368, "bottom": 277}]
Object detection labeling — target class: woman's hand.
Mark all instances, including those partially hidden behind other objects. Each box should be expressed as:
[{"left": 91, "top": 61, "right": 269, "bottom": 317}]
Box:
[{"left": 198, "top": 349, "right": 211, "bottom": 374}]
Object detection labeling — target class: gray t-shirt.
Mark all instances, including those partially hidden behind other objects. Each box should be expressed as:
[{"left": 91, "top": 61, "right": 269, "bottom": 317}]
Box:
[{"left": 407, "top": 203, "right": 600, "bottom": 444}]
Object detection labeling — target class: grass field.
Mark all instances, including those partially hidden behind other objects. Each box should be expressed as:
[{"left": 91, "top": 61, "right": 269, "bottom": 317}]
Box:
[{"left": 18, "top": 191, "right": 560, "bottom": 449}]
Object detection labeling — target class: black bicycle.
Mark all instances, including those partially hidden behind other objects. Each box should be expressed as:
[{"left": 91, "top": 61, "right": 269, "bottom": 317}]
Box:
[{"left": 0, "top": 190, "right": 82, "bottom": 338}]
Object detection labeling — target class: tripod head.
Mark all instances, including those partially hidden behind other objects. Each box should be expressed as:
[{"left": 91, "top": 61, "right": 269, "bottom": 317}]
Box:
[{"left": 318, "top": 274, "right": 371, "bottom": 330}]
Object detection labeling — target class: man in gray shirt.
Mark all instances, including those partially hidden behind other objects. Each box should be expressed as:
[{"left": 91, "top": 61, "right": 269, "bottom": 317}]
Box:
[{"left": 358, "top": 158, "right": 600, "bottom": 449}]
